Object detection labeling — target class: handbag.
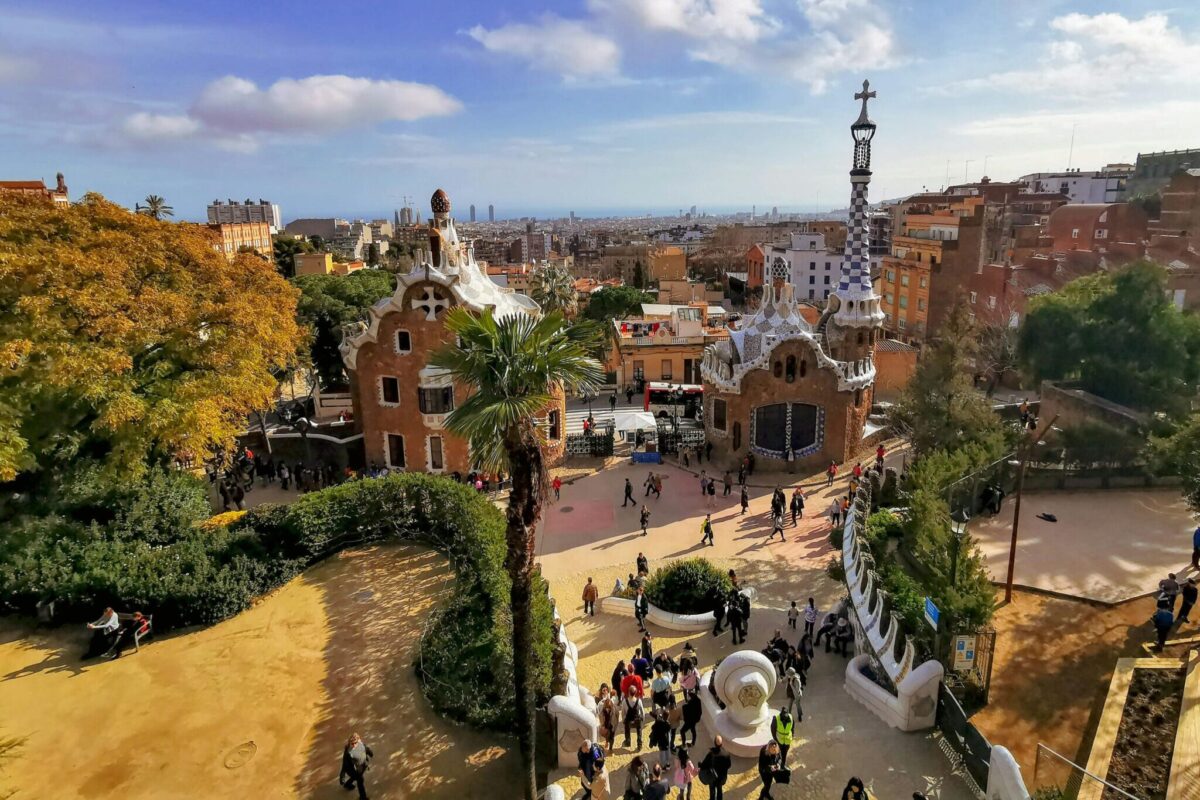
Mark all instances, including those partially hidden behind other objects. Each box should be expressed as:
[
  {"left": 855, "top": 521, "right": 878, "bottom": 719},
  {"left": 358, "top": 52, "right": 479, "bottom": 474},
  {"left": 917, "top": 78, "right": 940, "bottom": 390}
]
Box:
[
  {"left": 698, "top": 767, "right": 716, "bottom": 786},
  {"left": 773, "top": 767, "right": 791, "bottom": 784}
]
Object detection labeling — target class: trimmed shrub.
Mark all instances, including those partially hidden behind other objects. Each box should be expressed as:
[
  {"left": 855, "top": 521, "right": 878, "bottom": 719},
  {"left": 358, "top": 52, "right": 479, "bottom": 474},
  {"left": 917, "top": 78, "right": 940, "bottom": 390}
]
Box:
[{"left": 644, "top": 557, "right": 732, "bottom": 615}]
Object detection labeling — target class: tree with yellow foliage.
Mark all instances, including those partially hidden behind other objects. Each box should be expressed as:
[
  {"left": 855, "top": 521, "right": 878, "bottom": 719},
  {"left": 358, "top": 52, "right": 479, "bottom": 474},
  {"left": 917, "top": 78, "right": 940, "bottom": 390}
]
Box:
[{"left": 0, "top": 193, "right": 302, "bottom": 491}]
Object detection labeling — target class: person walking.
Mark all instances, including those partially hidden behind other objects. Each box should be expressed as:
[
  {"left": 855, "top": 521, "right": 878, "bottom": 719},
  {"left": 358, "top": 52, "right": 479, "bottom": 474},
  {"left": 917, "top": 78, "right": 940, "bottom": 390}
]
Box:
[
  {"left": 650, "top": 708, "right": 673, "bottom": 770},
  {"left": 1153, "top": 604, "right": 1174, "bottom": 650},
  {"left": 645, "top": 471, "right": 657, "bottom": 497},
  {"left": 553, "top": 476, "right": 562, "bottom": 501},
  {"left": 710, "top": 589, "right": 726, "bottom": 637},
  {"left": 680, "top": 690, "right": 702, "bottom": 748},
  {"left": 875, "top": 444, "right": 886, "bottom": 472},
  {"left": 736, "top": 592, "right": 751, "bottom": 644},
  {"left": 700, "top": 513, "right": 715, "bottom": 547},
  {"left": 626, "top": 755, "right": 650, "bottom": 798},
  {"left": 699, "top": 736, "right": 732, "bottom": 800},
  {"left": 787, "top": 600, "right": 799, "bottom": 631},
  {"left": 770, "top": 706, "right": 795, "bottom": 765},
  {"left": 1160, "top": 573, "right": 1181, "bottom": 610},
  {"left": 826, "top": 461, "right": 838, "bottom": 487},
  {"left": 699, "top": 471, "right": 708, "bottom": 496},
  {"left": 841, "top": 776, "right": 871, "bottom": 800},
  {"left": 651, "top": 665, "right": 671, "bottom": 709},
  {"left": 740, "top": 486, "right": 749, "bottom": 515},
  {"left": 803, "top": 598, "right": 819, "bottom": 638},
  {"left": 727, "top": 596, "right": 745, "bottom": 645},
  {"left": 790, "top": 487, "right": 804, "bottom": 526},
  {"left": 757, "top": 740, "right": 783, "bottom": 800},
  {"left": 640, "top": 505, "right": 652, "bottom": 536},
  {"left": 583, "top": 577, "right": 600, "bottom": 617},
  {"left": 829, "top": 498, "right": 842, "bottom": 529},
  {"left": 768, "top": 509, "right": 786, "bottom": 543},
  {"left": 1179, "top": 578, "right": 1198, "bottom": 624},
  {"left": 705, "top": 441, "right": 713, "bottom": 462},
  {"left": 653, "top": 473, "right": 663, "bottom": 499},
  {"left": 783, "top": 669, "right": 803, "bottom": 721},
  {"left": 627, "top": 386, "right": 635, "bottom": 405},
  {"left": 635, "top": 587, "right": 650, "bottom": 634},
  {"left": 339, "top": 733, "right": 373, "bottom": 800},
  {"left": 723, "top": 471, "right": 732, "bottom": 496},
  {"left": 706, "top": 477, "right": 716, "bottom": 508},
  {"left": 737, "top": 464, "right": 746, "bottom": 487},
  {"left": 610, "top": 391, "right": 618, "bottom": 415},
  {"left": 599, "top": 688, "right": 619, "bottom": 754},
  {"left": 674, "top": 747, "right": 700, "bottom": 800},
  {"left": 646, "top": 763, "right": 671, "bottom": 800},
  {"left": 578, "top": 739, "right": 604, "bottom": 800},
  {"left": 623, "top": 687, "right": 646, "bottom": 750},
  {"left": 624, "top": 478, "right": 636, "bottom": 507},
  {"left": 1192, "top": 523, "right": 1200, "bottom": 571}
]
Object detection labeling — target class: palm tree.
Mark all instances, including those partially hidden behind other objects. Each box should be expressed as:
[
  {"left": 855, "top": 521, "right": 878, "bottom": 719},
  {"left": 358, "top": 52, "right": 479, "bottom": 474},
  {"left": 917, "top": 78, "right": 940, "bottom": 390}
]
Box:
[
  {"left": 136, "top": 195, "right": 173, "bottom": 220},
  {"left": 431, "top": 307, "right": 601, "bottom": 800},
  {"left": 528, "top": 263, "right": 578, "bottom": 318}
]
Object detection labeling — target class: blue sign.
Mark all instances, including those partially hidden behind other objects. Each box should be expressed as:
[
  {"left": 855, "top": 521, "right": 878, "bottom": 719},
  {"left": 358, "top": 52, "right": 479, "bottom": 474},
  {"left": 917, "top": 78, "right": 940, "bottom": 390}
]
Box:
[{"left": 924, "top": 597, "right": 940, "bottom": 629}]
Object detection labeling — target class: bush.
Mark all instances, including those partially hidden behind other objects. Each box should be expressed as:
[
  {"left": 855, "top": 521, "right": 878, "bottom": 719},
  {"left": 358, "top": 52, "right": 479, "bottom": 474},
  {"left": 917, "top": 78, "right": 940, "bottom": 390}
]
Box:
[
  {"left": 644, "top": 557, "right": 732, "bottom": 615},
  {"left": 0, "top": 471, "right": 554, "bottom": 732}
]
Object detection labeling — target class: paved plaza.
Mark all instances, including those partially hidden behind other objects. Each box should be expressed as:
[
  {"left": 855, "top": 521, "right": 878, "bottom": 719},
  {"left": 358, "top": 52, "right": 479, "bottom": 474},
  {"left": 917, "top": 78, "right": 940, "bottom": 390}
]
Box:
[{"left": 970, "top": 488, "right": 1196, "bottom": 603}]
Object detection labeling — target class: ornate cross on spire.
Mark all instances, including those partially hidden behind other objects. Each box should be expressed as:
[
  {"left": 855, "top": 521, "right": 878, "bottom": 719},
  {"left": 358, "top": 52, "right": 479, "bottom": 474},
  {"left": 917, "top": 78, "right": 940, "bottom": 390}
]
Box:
[{"left": 854, "top": 79, "right": 876, "bottom": 125}]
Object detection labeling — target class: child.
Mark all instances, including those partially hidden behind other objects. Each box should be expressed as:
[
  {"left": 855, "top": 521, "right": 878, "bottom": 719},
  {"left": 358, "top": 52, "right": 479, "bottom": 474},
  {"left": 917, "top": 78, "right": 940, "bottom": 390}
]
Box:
[{"left": 787, "top": 600, "right": 799, "bottom": 630}]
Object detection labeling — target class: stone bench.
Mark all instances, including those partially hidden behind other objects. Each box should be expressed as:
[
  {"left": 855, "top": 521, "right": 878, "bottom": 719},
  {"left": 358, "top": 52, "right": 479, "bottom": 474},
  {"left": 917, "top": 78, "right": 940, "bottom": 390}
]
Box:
[{"left": 598, "top": 587, "right": 758, "bottom": 633}]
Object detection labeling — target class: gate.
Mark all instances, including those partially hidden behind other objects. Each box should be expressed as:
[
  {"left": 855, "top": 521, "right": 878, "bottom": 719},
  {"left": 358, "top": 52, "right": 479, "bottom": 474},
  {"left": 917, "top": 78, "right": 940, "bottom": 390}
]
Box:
[
  {"left": 942, "top": 627, "right": 996, "bottom": 710},
  {"left": 937, "top": 683, "right": 991, "bottom": 792}
]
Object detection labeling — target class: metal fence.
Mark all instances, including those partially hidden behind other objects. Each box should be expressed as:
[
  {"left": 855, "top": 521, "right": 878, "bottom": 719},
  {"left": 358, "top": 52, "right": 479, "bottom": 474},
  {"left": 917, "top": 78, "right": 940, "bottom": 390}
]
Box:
[
  {"left": 1031, "top": 743, "right": 1143, "bottom": 800},
  {"left": 656, "top": 425, "right": 705, "bottom": 455},
  {"left": 565, "top": 432, "right": 614, "bottom": 458},
  {"left": 937, "top": 683, "right": 991, "bottom": 793},
  {"left": 942, "top": 627, "right": 997, "bottom": 709}
]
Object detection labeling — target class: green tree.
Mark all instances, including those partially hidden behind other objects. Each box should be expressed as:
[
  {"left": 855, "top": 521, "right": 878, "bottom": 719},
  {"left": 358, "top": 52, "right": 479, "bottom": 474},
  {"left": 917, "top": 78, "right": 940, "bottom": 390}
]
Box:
[
  {"left": 583, "top": 285, "right": 655, "bottom": 323},
  {"left": 0, "top": 192, "right": 302, "bottom": 492},
  {"left": 1152, "top": 414, "right": 1200, "bottom": 511},
  {"left": 273, "top": 234, "right": 313, "bottom": 278},
  {"left": 528, "top": 262, "right": 577, "bottom": 317},
  {"left": 292, "top": 271, "right": 396, "bottom": 389},
  {"left": 366, "top": 242, "right": 380, "bottom": 267},
  {"left": 1018, "top": 261, "right": 1200, "bottom": 417},
  {"left": 632, "top": 260, "right": 645, "bottom": 290},
  {"left": 431, "top": 307, "right": 601, "bottom": 800},
  {"left": 889, "top": 299, "right": 1009, "bottom": 457},
  {"left": 135, "top": 194, "right": 173, "bottom": 220}
]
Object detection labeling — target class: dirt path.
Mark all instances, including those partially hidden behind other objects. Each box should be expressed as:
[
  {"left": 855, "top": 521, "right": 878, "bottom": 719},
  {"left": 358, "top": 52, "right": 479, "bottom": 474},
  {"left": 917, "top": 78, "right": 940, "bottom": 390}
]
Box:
[{"left": 0, "top": 544, "right": 518, "bottom": 799}]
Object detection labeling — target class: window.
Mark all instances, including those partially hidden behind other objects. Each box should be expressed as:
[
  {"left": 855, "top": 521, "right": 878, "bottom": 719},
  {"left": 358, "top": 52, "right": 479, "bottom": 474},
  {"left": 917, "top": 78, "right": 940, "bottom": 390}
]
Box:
[
  {"left": 809, "top": 275, "right": 815, "bottom": 284},
  {"left": 825, "top": 261, "right": 831, "bottom": 270},
  {"left": 386, "top": 434, "right": 405, "bottom": 469},
  {"left": 987, "top": 296, "right": 996, "bottom": 309},
  {"left": 969, "top": 291, "right": 977, "bottom": 304},
  {"left": 773, "top": 360, "right": 783, "bottom": 378},
  {"left": 857, "top": 331, "right": 864, "bottom": 345},
  {"left": 824, "top": 289, "right": 830, "bottom": 299},
  {"left": 900, "top": 275, "right": 909, "bottom": 287},
  {"left": 548, "top": 410, "right": 560, "bottom": 440},
  {"left": 1095, "top": 228, "right": 1107, "bottom": 239},
  {"left": 785, "top": 355, "right": 796, "bottom": 383},
  {"left": 823, "top": 275, "right": 830, "bottom": 285},
  {"left": 632, "top": 360, "right": 644, "bottom": 380},
  {"left": 899, "top": 295, "right": 908, "bottom": 309},
  {"left": 919, "top": 276, "right": 927, "bottom": 288},
  {"left": 712, "top": 398, "right": 727, "bottom": 431},
  {"left": 1071, "top": 228, "right": 1080, "bottom": 239},
  {"left": 380, "top": 376, "right": 400, "bottom": 405},
  {"left": 732, "top": 421, "right": 742, "bottom": 450},
  {"left": 660, "top": 360, "right": 672, "bottom": 380},
  {"left": 885, "top": 293, "right": 894, "bottom": 304},
  {"left": 808, "top": 290, "right": 815, "bottom": 299},
  {"left": 886, "top": 270, "right": 895, "bottom": 283},
  {"left": 898, "top": 317, "right": 907, "bottom": 330},
  {"left": 800, "top": 359, "right": 807, "bottom": 377},
  {"left": 428, "top": 435, "right": 444, "bottom": 471},
  {"left": 854, "top": 389, "right": 862, "bottom": 407},
  {"left": 918, "top": 298, "right": 926, "bottom": 311},
  {"left": 395, "top": 330, "right": 412, "bottom": 353},
  {"left": 418, "top": 386, "right": 454, "bottom": 414}
]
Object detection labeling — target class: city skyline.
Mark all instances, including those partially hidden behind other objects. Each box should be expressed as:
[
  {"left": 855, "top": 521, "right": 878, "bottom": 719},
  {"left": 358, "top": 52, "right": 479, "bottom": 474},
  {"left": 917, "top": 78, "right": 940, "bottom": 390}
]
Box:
[{"left": 3, "top": 1, "right": 1199, "bottom": 220}]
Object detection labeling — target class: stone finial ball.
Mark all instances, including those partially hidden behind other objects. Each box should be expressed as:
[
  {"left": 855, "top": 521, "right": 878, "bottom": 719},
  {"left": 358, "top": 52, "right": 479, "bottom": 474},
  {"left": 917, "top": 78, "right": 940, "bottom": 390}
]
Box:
[{"left": 431, "top": 188, "right": 451, "bottom": 214}]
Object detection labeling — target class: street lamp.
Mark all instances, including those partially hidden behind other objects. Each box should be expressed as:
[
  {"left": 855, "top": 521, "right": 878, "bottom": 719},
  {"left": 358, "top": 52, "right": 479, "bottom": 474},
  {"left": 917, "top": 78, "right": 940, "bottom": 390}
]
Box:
[
  {"left": 949, "top": 507, "right": 971, "bottom": 587},
  {"left": 1003, "top": 415, "right": 1059, "bottom": 604}
]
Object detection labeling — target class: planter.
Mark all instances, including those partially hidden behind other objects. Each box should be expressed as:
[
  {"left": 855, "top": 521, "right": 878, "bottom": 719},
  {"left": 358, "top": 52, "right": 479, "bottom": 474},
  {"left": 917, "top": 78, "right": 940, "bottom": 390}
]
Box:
[{"left": 598, "top": 587, "right": 757, "bottom": 633}]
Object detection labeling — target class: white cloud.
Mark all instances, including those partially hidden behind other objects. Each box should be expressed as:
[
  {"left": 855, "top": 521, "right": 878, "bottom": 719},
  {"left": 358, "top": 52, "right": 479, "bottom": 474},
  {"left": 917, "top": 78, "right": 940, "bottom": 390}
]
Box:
[
  {"left": 113, "top": 73, "right": 461, "bottom": 152},
  {"left": 588, "top": 0, "right": 776, "bottom": 43},
  {"left": 466, "top": 16, "right": 621, "bottom": 82},
  {"left": 604, "top": 110, "right": 810, "bottom": 132},
  {"left": 943, "top": 12, "right": 1200, "bottom": 98}
]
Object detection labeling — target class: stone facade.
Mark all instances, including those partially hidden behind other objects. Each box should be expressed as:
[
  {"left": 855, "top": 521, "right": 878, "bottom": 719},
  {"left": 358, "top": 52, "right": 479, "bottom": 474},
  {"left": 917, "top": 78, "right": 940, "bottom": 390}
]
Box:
[{"left": 342, "top": 189, "right": 566, "bottom": 475}]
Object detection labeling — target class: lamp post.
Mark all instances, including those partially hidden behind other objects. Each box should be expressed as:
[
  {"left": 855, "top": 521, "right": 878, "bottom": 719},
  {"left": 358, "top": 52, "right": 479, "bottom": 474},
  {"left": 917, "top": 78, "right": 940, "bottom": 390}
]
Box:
[
  {"left": 1003, "top": 414, "right": 1058, "bottom": 604},
  {"left": 950, "top": 507, "right": 971, "bottom": 588}
]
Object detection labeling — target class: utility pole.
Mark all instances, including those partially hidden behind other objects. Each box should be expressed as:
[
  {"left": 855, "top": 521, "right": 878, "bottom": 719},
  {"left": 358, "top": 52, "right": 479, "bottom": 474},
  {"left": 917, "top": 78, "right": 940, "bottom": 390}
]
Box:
[
  {"left": 1067, "top": 123, "right": 1077, "bottom": 170},
  {"left": 1004, "top": 415, "right": 1059, "bottom": 604}
]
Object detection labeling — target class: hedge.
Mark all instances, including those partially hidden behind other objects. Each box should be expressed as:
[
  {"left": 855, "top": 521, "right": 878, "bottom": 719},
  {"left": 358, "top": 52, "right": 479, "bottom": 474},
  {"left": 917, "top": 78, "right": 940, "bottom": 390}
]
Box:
[
  {"left": 0, "top": 471, "right": 554, "bottom": 731},
  {"left": 644, "top": 557, "right": 732, "bottom": 615}
]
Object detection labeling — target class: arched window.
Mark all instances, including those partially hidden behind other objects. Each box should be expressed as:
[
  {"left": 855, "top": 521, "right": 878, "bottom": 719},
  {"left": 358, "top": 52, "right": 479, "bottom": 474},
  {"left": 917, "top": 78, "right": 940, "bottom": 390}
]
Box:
[
  {"left": 857, "top": 331, "right": 864, "bottom": 345},
  {"left": 800, "top": 359, "right": 807, "bottom": 378},
  {"left": 732, "top": 421, "right": 742, "bottom": 450},
  {"left": 785, "top": 355, "right": 796, "bottom": 383},
  {"left": 773, "top": 360, "right": 783, "bottom": 378},
  {"left": 854, "top": 388, "right": 862, "bottom": 407}
]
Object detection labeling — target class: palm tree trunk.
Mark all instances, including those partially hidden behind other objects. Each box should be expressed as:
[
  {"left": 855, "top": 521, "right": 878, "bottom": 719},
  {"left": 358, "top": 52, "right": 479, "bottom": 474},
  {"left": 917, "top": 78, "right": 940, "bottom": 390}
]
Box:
[{"left": 504, "top": 421, "right": 546, "bottom": 800}]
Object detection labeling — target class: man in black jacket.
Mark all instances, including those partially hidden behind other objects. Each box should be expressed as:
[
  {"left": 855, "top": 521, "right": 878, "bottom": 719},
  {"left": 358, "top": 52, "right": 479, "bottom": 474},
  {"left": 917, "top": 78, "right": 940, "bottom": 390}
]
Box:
[
  {"left": 340, "top": 733, "right": 373, "bottom": 800},
  {"left": 680, "top": 690, "right": 702, "bottom": 748},
  {"left": 757, "top": 741, "right": 783, "bottom": 800},
  {"left": 711, "top": 588, "right": 726, "bottom": 636},
  {"left": 634, "top": 587, "right": 650, "bottom": 633},
  {"left": 726, "top": 597, "right": 745, "bottom": 645},
  {"left": 700, "top": 736, "right": 733, "bottom": 800}
]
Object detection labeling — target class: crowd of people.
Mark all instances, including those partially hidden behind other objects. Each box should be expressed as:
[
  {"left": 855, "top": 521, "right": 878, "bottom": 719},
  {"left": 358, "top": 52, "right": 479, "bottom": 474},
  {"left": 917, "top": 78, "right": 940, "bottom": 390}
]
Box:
[{"left": 1150, "top": 570, "right": 1199, "bottom": 650}]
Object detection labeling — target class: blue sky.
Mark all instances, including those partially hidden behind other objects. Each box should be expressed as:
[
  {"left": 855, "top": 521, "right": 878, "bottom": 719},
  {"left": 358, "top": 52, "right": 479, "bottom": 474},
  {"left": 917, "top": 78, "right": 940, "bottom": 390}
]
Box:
[{"left": 3, "top": 1, "right": 1199, "bottom": 220}]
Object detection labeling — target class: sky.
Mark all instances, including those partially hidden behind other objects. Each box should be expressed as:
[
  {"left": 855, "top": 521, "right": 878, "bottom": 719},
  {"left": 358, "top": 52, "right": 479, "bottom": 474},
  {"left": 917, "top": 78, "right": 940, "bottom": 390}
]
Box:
[{"left": 3, "top": 1, "right": 1200, "bottom": 221}]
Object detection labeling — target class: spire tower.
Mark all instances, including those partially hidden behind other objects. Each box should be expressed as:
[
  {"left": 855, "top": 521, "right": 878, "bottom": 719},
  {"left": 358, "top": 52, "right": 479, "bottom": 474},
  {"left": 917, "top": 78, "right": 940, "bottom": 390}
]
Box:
[{"left": 833, "top": 79, "right": 885, "bottom": 329}]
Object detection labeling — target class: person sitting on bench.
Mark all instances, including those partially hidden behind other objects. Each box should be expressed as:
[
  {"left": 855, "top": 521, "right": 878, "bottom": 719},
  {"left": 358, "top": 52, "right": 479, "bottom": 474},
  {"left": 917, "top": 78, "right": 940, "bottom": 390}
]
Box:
[
  {"left": 84, "top": 607, "right": 120, "bottom": 659},
  {"left": 831, "top": 618, "right": 854, "bottom": 656}
]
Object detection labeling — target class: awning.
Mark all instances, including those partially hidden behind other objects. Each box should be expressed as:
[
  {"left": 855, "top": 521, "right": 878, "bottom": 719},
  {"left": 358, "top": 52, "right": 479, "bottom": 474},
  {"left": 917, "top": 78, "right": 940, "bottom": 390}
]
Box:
[{"left": 614, "top": 412, "right": 658, "bottom": 433}]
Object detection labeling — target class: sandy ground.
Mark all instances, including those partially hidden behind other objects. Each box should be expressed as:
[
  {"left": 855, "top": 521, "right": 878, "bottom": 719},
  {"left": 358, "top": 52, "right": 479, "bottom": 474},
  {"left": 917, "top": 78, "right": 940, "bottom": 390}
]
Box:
[
  {"left": 970, "top": 489, "right": 1197, "bottom": 603},
  {"left": 0, "top": 544, "right": 519, "bottom": 800},
  {"left": 546, "top": 560, "right": 977, "bottom": 800}
]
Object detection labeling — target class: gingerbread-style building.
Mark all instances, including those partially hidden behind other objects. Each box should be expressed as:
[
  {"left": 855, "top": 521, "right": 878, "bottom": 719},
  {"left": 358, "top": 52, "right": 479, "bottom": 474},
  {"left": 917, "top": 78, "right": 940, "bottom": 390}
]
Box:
[
  {"left": 341, "top": 189, "right": 567, "bottom": 474},
  {"left": 701, "top": 81, "right": 885, "bottom": 471}
]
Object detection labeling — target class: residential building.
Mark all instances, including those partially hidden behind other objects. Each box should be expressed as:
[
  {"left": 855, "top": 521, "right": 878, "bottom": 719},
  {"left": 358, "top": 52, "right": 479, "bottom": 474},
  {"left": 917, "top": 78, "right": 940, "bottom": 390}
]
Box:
[
  {"left": 1042, "top": 203, "right": 1147, "bottom": 253},
  {"left": 600, "top": 243, "right": 651, "bottom": 283},
  {"left": 208, "top": 220, "right": 272, "bottom": 258},
  {"left": 293, "top": 252, "right": 365, "bottom": 277},
  {"left": 867, "top": 212, "right": 891, "bottom": 255},
  {"left": 762, "top": 232, "right": 840, "bottom": 303},
  {"left": 342, "top": 188, "right": 565, "bottom": 474},
  {"left": 606, "top": 303, "right": 729, "bottom": 388},
  {"left": 509, "top": 223, "right": 552, "bottom": 262},
  {"left": 1127, "top": 148, "right": 1200, "bottom": 198},
  {"left": 657, "top": 279, "right": 723, "bottom": 305},
  {"left": 285, "top": 218, "right": 344, "bottom": 241},
  {"left": 391, "top": 223, "right": 427, "bottom": 249},
  {"left": 332, "top": 225, "right": 366, "bottom": 261},
  {"left": 0, "top": 173, "right": 69, "bottom": 204},
  {"left": 367, "top": 219, "right": 393, "bottom": 242},
  {"left": 1018, "top": 165, "right": 1130, "bottom": 204},
  {"left": 648, "top": 245, "right": 687, "bottom": 282},
  {"left": 701, "top": 82, "right": 884, "bottom": 472},
  {"left": 873, "top": 338, "right": 918, "bottom": 399},
  {"left": 207, "top": 198, "right": 282, "bottom": 232},
  {"left": 745, "top": 244, "right": 765, "bottom": 289},
  {"left": 805, "top": 220, "right": 848, "bottom": 250},
  {"left": 1150, "top": 168, "right": 1200, "bottom": 252}
]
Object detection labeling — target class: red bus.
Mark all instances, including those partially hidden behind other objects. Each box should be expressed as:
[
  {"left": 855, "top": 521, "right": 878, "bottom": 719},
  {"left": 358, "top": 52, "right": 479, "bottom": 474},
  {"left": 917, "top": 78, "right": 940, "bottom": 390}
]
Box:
[{"left": 644, "top": 382, "right": 703, "bottom": 420}]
